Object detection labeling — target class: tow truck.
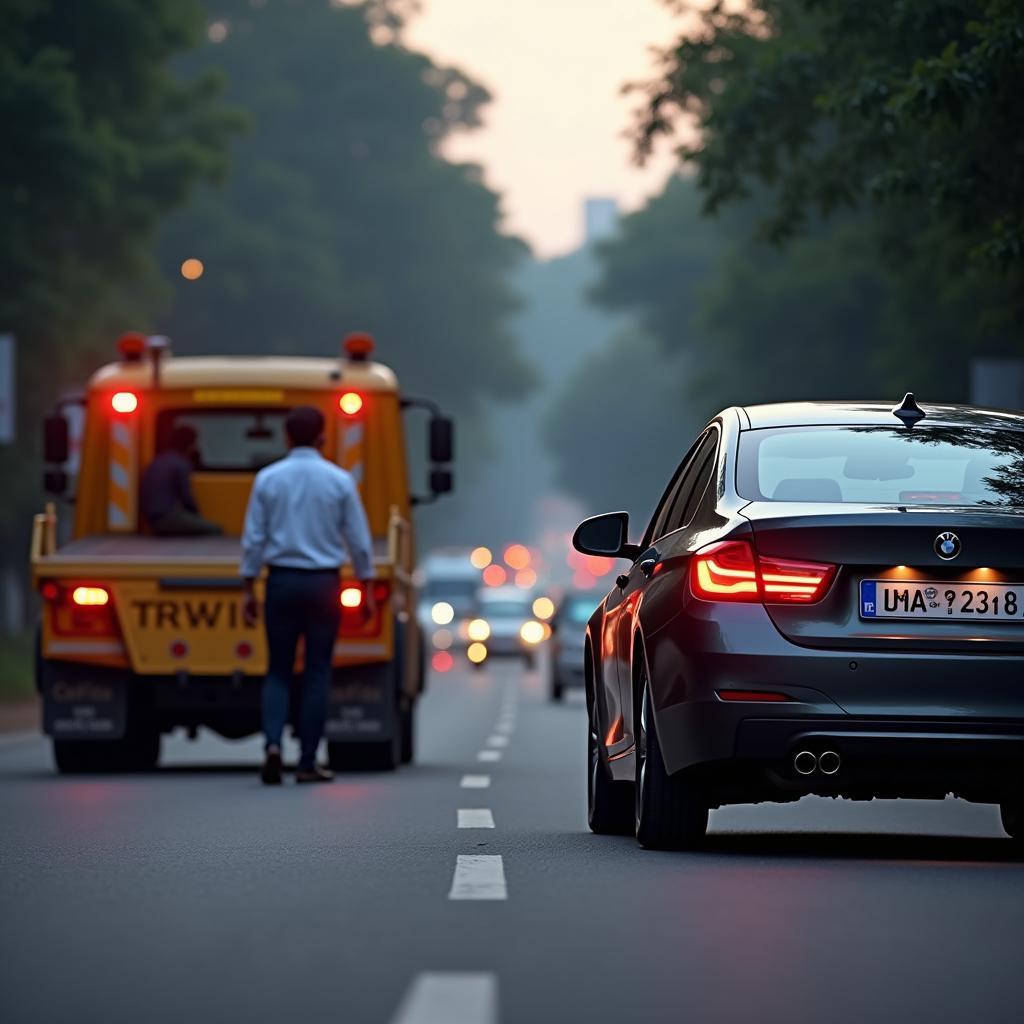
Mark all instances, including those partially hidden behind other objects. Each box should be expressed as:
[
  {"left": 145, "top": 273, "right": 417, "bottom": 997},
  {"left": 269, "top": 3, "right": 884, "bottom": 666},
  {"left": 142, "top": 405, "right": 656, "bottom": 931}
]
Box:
[{"left": 31, "top": 332, "right": 454, "bottom": 773}]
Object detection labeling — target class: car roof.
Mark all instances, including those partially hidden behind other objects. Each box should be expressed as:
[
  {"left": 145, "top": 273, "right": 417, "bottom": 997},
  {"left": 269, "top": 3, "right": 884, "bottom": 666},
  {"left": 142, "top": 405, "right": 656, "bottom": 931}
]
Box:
[{"left": 739, "top": 400, "right": 1024, "bottom": 432}]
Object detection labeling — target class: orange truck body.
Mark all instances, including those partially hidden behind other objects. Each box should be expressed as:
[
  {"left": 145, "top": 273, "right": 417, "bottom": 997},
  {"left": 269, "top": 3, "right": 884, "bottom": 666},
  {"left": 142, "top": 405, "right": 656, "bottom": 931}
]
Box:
[{"left": 31, "top": 339, "right": 450, "bottom": 773}]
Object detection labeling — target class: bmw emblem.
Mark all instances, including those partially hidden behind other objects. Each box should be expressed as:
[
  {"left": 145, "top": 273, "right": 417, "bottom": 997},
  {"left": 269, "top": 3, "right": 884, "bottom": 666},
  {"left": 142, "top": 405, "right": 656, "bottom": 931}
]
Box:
[{"left": 934, "top": 531, "right": 961, "bottom": 560}]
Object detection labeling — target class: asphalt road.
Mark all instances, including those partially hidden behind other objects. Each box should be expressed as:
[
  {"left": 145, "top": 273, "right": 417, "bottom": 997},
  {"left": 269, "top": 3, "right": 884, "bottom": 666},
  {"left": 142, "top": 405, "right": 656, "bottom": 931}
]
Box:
[{"left": 2, "top": 658, "right": 1022, "bottom": 1024}]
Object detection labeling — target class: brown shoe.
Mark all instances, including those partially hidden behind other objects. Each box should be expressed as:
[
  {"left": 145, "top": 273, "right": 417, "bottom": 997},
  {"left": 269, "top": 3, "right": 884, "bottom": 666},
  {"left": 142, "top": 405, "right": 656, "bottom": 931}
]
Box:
[
  {"left": 261, "top": 747, "right": 283, "bottom": 785},
  {"left": 296, "top": 765, "right": 334, "bottom": 784}
]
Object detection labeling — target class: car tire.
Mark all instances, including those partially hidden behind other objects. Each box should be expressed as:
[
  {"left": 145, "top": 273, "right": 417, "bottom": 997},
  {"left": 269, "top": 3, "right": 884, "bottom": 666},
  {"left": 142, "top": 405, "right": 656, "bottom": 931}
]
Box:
[
  {"left": 1000, "top": 797, "right": 1023, "bottom": 842},
  {"left": 551, "top": 675, "right": 564, "bottom": 702},
  {"left": 634, "top": 659, "right": 707, "bottom": 850},
  {"left": 523, "top": 652, "right": 536, "bottom": 671},
  {"left": 587, "top": 715, "right": 634, "bottom": 835}
]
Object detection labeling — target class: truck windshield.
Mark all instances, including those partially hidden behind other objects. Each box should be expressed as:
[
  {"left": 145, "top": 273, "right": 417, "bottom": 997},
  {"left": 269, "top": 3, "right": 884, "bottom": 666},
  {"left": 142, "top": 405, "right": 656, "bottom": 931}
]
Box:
[
  {"left": 737, "top": 425, "right": 1024, "bottom": 506},
  {"left": 156, "top": 409, "right": 289, "bottom": 472}
]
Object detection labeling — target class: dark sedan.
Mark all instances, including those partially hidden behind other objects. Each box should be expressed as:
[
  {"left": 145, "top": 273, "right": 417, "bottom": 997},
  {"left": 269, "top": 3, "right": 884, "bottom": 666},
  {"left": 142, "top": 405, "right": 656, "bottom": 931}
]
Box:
[{"left": 574, "top": 396, "right": 1024, "bottom": 849}]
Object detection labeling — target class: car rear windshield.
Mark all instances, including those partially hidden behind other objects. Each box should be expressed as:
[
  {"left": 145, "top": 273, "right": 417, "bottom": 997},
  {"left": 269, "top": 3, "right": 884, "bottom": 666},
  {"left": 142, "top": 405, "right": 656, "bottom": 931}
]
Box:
[
  {"left": 737, "top": 425, "right": 1024, "bottom": 507},
  {"left": 156, "top": 408, "right": 289, "bottom": 472}
]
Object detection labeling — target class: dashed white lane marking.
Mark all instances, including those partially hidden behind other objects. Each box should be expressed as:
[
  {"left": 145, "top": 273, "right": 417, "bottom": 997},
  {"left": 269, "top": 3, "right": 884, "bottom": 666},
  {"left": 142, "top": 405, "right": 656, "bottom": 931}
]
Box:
[
  {"left": 458, "top": 808, "right": 495, "bottom": 829},
  {"left": 477, "top": 750, "right": 502, "bottom": 762},
  {"left": 449, "top": 855, "right": 507, "bottom": 900},
  {"left": 494, "top": 724, "right": 515, "bottom": 736},
  {"left": 486, "top": 735, "right": 509, "bottom": 748},
  {"left": 391, "top": 972, "right": 498, "bottom": 1024},
  {"left": 460, "top": 774, "right": 491, "bottom": 789}
]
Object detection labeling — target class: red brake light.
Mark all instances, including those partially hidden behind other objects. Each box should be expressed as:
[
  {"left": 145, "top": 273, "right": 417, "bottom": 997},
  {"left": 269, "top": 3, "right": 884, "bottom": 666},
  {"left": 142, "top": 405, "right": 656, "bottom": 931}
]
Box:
[
  {"left": 759, "top": 555, "right": 836, "bottom": 603},
  {"left": 111, "top": 391, "right": 139, "bottom": 414},
  {"left": 40, "top": 581, "right": 61, "bottom": 602},
  {"left": 690, "top": 541, "right": 835, "bottom": 605},
  {"left": 690, "top": 541, "right": 760, "bottom": 602},
  {"left": 338, "top": 391, "right": 364, "bottom": 416},
  {"left": 340, "top": 586, "right": 363, "bottom": 608},
  {"left": 117, "top": 332, "right": 146, "bottom": 362}
]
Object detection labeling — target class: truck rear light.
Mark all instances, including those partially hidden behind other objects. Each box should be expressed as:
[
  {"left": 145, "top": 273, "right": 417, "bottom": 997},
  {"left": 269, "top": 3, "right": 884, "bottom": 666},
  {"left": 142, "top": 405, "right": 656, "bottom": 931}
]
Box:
[
  {"left": 338, "top": 580, "right": 391, "bottom": 635},
  {"left": 338, "top": 391, "right": 363, "bottom": 416},
  {"left": 690, "top": 542, "right": 835, "bottom": 605},
  {"left": 40, "top": 581, "right": 61, "bottom": 602},
  {"left": 690, "top": 541, "right": 760, "bottom": 602},
  {"left": 49, "top": 584, "right": 119, "bottom": 638},
  {"left": 111, "top": 391, "right": 139, "bottom": 414}
]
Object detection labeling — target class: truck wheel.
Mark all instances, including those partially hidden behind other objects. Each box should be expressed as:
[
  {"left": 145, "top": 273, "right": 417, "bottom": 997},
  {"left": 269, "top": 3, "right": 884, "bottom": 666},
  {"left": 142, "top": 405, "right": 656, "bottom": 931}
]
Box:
[
  {"left": 400, "top": 698, "right": 415, "bottom": 764},
  {"left": 634, "top": 664, "right": 707, "bottom": 850},
  {"left": 53, "top": 728, "right": 160, "bottom": 775},
  {"left": 327, "top": 731, "right": 400, "bottom": 772}
]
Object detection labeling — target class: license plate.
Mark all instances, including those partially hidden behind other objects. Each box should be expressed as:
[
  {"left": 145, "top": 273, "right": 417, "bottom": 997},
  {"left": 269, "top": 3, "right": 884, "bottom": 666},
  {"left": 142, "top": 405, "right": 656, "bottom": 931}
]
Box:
[{"left": 860, "top": 579, "right": 1024, "bottom": 621}]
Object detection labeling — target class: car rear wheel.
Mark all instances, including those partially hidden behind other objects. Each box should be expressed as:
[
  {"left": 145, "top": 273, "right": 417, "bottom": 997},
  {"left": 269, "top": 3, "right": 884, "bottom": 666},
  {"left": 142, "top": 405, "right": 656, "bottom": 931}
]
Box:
[
  {"left": 587, "top": 713, "right": 633, "bottom": 836},
  {"left": 634, "top": 661, "right": 707, "bottom": 850}
]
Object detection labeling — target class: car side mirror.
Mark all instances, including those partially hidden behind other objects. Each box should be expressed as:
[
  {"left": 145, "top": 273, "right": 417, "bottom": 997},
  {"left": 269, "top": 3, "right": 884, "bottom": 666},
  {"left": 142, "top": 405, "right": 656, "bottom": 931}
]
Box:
[
  {"left": 44, "top": 414, "right": 69, "bottom": 464},
  {"left": 430, "top": 467, "right": 453, "bottom": 496},
  {"left": 572, "top": 511, "right": 641, "bottom": 561},
  {"left": 429, "top": 416, "right": 454, "bottom": 464}
]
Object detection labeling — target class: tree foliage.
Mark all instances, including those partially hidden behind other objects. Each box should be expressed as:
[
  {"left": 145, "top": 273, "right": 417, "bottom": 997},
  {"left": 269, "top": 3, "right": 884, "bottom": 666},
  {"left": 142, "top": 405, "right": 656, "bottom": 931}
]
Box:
[
  {"left": 0, "top": 0, "right": 239, "bottom": 546},
  {"left": 637, "top": 0, "right": 1024, "bottom": 271},
  {"left": 158, "top": 0, "right": 533, "bottom": 415}
]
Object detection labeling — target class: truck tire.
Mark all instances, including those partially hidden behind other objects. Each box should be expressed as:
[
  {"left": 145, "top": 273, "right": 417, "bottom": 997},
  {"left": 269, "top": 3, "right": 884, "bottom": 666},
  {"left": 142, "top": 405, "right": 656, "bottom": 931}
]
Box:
[
  {"left": 327, "top": 731, "right": 400, "bottom": 772},
  {"left": 53, "top": 727, "right": 160, "bottom": 774}
]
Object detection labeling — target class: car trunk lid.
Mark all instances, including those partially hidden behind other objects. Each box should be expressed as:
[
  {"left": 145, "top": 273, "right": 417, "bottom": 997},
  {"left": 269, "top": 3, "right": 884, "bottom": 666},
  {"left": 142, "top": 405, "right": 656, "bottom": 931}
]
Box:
[{"left": 743, "top": 503, "right": 1024, "bottom": 655}]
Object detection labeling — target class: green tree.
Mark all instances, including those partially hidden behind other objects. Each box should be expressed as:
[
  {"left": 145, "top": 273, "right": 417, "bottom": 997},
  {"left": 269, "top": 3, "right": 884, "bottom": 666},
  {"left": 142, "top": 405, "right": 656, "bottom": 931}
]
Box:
[
  {"left": 0, "top": 0, "right": 239, "bottom": 593},
  {"left": 637, "top": 0, "right": 1024, "bottom": 270},
  {"left": 158, "top": 0, "right": 533, "bottom": 417}
]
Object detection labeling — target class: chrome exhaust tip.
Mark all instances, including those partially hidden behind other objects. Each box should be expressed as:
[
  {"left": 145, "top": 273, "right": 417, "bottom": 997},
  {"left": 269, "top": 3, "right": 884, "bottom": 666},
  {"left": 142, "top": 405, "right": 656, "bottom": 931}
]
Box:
[
  {"left": 793, "top": 750, "right": 817, "bottom": 776},
  {"left": 818, "top": 750, "right": 840, "bottom": 776}
]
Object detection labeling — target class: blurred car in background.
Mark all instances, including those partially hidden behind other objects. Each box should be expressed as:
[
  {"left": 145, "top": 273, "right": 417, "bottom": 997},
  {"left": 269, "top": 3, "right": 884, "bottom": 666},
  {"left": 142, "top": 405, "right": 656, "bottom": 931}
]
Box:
[
  {"left": 548, "top": 591, "right": 599, "bottom": 701},
  {"left": 416, "top": 552, "right": 481, "bottom": 655},
  {"left": 475, "top": 587, "right": 545, "bottom": 668}
]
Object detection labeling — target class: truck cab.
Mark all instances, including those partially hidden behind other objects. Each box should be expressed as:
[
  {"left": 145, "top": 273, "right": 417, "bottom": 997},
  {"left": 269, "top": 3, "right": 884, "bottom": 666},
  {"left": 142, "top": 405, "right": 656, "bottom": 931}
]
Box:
[{"left": 32, "top": 333, "right": 454, "bottom": 773}]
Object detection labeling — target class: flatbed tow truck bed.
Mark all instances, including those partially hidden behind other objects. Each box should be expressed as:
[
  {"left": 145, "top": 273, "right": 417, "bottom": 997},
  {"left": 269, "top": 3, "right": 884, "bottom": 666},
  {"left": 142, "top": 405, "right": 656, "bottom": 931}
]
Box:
[{"left": 37, "top": 534, "right": 392, "bottom": 578}]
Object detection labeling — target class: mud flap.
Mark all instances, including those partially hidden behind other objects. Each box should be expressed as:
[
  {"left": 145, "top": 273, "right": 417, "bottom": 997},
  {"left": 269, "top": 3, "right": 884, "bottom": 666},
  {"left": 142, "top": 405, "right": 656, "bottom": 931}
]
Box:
[
  {"left": 41, "top": 664, "right": 127, "bottom": 741},
  {"left": 326, "top": 662, "right": 395, "bottom": 743}
]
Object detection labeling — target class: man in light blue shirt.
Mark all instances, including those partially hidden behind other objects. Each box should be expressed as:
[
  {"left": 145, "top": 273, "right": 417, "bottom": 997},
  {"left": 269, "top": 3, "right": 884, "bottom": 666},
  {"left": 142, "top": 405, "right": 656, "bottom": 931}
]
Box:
[{"left": 241, "top": 405, "right": 375, "bottom": 785}]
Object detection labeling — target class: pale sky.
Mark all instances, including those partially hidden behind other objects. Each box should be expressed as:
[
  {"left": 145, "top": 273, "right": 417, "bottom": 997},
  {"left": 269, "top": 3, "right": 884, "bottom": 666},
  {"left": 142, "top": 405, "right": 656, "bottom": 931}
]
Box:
[{"left": 404, "top": 0, "right": 684, "bottom": 257}]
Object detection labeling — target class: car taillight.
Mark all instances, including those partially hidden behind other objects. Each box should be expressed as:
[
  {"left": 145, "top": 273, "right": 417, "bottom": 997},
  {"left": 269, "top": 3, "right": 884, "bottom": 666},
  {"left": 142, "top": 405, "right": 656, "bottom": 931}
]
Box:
[
  {"left": 759, "top": 555, "right": 836, "bottom": 603},
  {"left": 690, "top": 541, "right": 760, "bottom": 602},
  {"left": 72, "top": 586, "right": 110, "bottom": 607},
  {"left": 690, "top": 541, "right": 835, "bottom": 605}
]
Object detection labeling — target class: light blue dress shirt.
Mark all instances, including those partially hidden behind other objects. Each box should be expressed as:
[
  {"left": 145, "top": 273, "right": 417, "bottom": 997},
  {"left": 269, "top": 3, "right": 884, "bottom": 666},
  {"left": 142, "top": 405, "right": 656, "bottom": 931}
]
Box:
[{"left": 241, "top": 448, "right": 375, "bottom": 580}]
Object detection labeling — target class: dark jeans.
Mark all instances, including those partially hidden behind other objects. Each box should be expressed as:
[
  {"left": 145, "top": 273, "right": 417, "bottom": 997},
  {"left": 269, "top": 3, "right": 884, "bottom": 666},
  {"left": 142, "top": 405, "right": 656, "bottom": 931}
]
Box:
[{"left": 262, "top": 567, "right": 340, "bottom": 770}]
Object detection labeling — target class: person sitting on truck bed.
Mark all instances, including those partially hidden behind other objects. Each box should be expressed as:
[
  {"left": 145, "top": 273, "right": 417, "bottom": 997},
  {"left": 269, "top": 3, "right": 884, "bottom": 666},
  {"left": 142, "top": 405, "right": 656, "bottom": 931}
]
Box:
[{"left": 141, "top": 425, "right": 222, "bottom": 536}]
